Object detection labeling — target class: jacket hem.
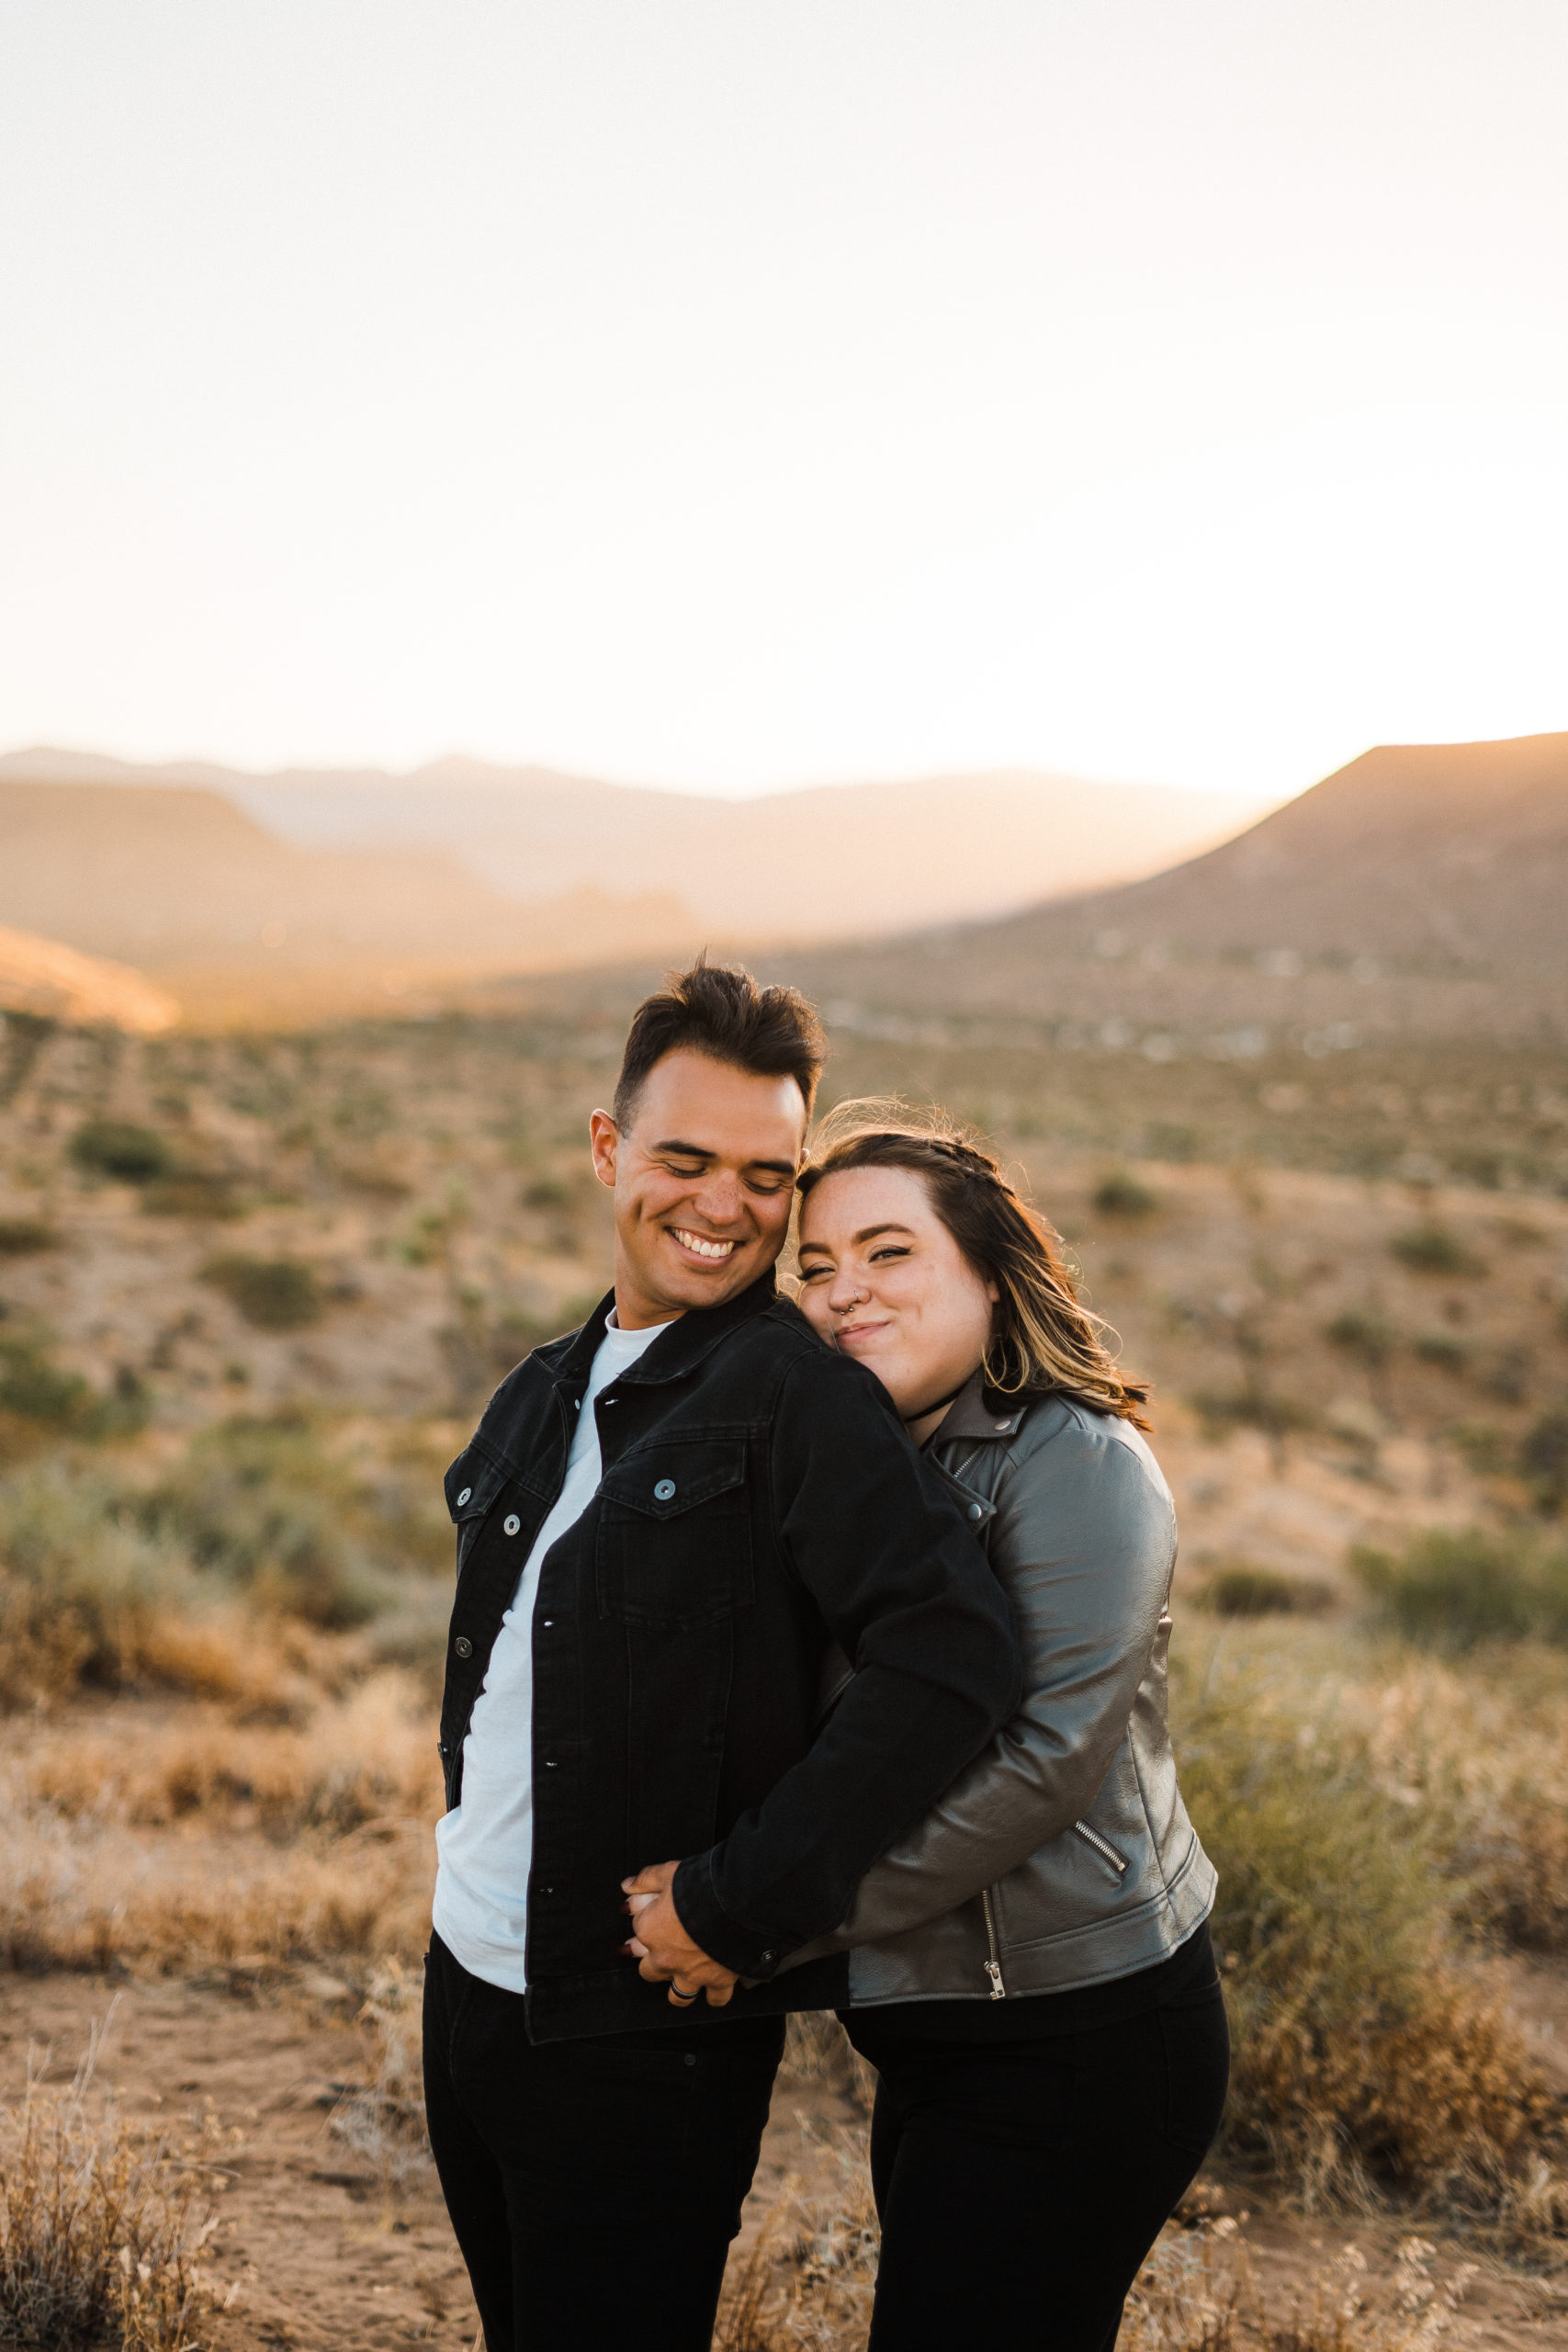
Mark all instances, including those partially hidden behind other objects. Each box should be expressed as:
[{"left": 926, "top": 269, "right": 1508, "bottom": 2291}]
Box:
[{"left": 845, "top": 1838, "right": 1216, "bottom": 2010}]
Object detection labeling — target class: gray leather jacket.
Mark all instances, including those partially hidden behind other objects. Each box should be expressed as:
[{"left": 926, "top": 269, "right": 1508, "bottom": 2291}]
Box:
[{"left": 790, "top": 1376, "right": 1215, "bottom": 2008}]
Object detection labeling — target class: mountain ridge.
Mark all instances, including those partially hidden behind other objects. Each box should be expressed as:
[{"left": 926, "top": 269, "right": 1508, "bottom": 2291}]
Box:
[
  {"left": 0, "top": 747, "right": 1274, "bottom": 940},
  {"left": 782, "top": 731, "right": 1568, "bottom": 1046}
]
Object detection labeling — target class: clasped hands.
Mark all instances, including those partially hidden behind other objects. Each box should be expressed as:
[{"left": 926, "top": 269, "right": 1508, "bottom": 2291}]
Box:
[{"left": 621, "top": 1860, "right": 740, "bottom": 2009}]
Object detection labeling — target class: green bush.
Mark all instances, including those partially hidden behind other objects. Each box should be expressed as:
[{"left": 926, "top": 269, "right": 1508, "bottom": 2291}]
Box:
[
  {"left": 1177, "top": 1669, "right": 1551, "bottom": 2193},
  {"left": 0, "top": 1332, "right": 92, "bottom": 1428},
  {"left": 200, "top": 1253, "right": 322, "bottom": 1329},
  {"left": 141, "top": 1411, "right": 387, "bottom": 1627},
  {"left": 1390, "top": 1223, "right": 1486, "bottom": 1277},
  {"left": 1520, "top": 1410, "right": 1568, "bottom": 1511},
  {"left": 0, "top": 1218, "right": 59, "bottom": 1257},
  {"left": 1194, "top": 1563, "right": 1336, "bottom": 1617},
  {"left": 1415, "top": 1332, "right": 1470, "bottom": 1374},
  {"left": 1324, "top": 1309, "right": 1395, "bottom": 1367},
  {"left": 1351, "top": 1526, "right": 1568, "bottom": 1648},
  {"left": 141, "top": 1171, "right": 243, "bottom": 1219},
  {"left": 0, "top": 1464, "right": 202, "bottom": 1703},
  {"left": 1091, "top": 1169, "right": 1158, "bottom": 1219},
  {"left": 1191, "top": 1388, "right": 1314, "bottom": 1441},
  {"left": 69, "top": 1120, "right": 173, "bottom": 1183}
]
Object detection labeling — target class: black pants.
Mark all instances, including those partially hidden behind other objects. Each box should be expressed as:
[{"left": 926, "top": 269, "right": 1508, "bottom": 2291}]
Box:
[
  {"left": 423, "top": 1933, "right": 784, "bottom": 2352},
  {"left": 845, "top": 1987, "right": 1231, "bottom": 2352}
]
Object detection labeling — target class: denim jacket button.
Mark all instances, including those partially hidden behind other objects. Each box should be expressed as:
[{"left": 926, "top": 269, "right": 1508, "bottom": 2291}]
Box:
[
  {"left": 453, "top": 1635, "right": 473, "bottom": 1658},
  {"left": 967, "top": 1502, "right": 984, "bottom": 1522},
  {"left": 503, "top": 1513, "right": 522, "bottom": 1536},
  {"left": 654, "top": 1478, "right": 676, "bottom": 1501},
  {"left": 457, "top": 1487, "right": 472, "bottom": 1506}
]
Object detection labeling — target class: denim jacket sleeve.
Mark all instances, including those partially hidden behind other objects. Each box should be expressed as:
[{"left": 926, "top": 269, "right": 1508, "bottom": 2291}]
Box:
[{"left": 671, "top": 1346, "right": 1022, "bottom": 1978}]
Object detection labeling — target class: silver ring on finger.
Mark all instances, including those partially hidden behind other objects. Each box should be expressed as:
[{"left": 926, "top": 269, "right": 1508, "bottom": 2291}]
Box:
[{"left": 668, "top": 1982, "right": 698, "bottom": 2005}]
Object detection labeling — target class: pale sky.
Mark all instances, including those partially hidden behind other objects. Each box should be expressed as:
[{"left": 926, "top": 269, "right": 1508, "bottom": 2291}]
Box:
[{"left": 2, "top": 1, "right": 1564, "bottom": 798}]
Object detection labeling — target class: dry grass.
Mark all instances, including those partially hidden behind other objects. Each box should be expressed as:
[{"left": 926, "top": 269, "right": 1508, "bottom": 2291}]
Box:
[
  {"left": 328, "top": 1960, "right": 432, "bottom": 2197},
  {"left": 19, "top": 1672, "right": 440, "bottom": 1836},
  {"left": 1176, "top": 1625, "right": 1568, "bottom": 2234},
  {"left": 2, "top": 1672, "right": 440, "bottom": 1977},
  {"left": 0, "top": 2009, "right": 220, "bottom": 2350},
  {"left": 1121, "top": 2227, "right": 1479, "bottom": 2352}
]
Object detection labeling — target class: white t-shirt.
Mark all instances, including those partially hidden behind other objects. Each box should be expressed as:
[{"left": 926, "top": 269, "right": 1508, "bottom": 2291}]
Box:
[{"left": 432, "top": 1311, "right": 670, "bottom": 1993}]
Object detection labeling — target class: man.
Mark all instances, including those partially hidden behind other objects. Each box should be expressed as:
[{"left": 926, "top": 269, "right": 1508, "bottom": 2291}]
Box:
[{"left": 423, "top": 958, "right": 1020, "bottom": 2351}]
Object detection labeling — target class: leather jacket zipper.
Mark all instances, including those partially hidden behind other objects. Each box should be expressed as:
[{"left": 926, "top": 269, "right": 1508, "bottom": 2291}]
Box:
[
  {"left": 1074, "top": 1820, "right": 1129, "bottom": 1877},
  {"left": 981, "top": 1888, "right": 1006, "bottom": 1997}
]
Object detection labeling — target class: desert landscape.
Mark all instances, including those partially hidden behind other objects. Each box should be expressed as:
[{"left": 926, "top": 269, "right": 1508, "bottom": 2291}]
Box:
[{"left": 2, "top": 735, "right": 1568, "bottom": 2346}]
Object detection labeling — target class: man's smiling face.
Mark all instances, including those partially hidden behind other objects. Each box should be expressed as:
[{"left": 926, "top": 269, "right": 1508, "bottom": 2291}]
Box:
[{"left": 589, "top": 1048, "right": 807, "bottom": 1327}]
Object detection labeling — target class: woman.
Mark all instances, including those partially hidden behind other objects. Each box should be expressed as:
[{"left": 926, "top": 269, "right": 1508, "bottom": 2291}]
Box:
[{"left": 789, "top": 1103, "right": 1227, "bottom": 2352}]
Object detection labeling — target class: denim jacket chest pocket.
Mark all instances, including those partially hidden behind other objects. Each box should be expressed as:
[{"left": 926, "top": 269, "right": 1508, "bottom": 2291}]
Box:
[
  {"left": 444, "top": 1447, "right": 512, "bottom": 1576},
  {"left": 595, "top": 1440, "right": 753, "bottom": 1629}
]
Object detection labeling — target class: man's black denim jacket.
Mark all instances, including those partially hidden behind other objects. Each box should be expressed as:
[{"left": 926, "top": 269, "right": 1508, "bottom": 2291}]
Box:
[{"left": 437, "top": 1270, "right": 1021, "bottom": 2042}]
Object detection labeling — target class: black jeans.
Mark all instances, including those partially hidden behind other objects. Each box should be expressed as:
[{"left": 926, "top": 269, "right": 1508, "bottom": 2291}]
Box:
[
  {"left": 423, "top": 1933, "right": 784, "bottom": 2352},
  {"left": 845, "top": 1986, "right": 1231, "bottom": 2352}
]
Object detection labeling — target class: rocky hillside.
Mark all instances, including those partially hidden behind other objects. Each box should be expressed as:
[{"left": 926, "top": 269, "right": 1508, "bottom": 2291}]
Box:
[{"left": 791, "top": 732, "right": 1568, "bottom": 1046}]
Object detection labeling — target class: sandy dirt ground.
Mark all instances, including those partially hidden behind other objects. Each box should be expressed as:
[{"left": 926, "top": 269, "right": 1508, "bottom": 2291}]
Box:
[{"left": 5, "top": 1971, "right": 1566, "bottom": 2351}]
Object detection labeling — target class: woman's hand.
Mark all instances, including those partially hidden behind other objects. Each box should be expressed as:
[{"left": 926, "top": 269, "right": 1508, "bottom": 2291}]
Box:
[{"left": 621, "top": 1861, "right": 739, "bottom": 2008}]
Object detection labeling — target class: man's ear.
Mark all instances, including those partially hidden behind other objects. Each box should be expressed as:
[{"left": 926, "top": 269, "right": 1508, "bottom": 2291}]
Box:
[{"left": 589, "top": 1109, "right": 619, "bottom": 1190}]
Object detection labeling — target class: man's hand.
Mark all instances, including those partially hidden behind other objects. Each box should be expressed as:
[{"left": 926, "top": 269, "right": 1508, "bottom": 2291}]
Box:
[{"left": 622, "top": 1861, "right": 739, "bottom": 2008}]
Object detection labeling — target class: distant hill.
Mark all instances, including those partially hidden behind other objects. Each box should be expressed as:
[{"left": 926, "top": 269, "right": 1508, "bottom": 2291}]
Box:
[
  {"left": 790, "top": 733, "right": 1568, "bottom": 1046},
  {"left": 0, "top": 750, "right": 1272, "bottom": 941},
  {"left": 0, "top": 780, "right": 694, "bottom": 1009},
  {"left": 0, "top": 924, "right": 177, "bottom": 1032}
]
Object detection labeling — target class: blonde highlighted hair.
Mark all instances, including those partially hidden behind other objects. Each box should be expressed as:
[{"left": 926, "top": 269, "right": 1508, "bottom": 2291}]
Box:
[{"left": 797, "top": 1100, "right": 1150, "bottom": 1429}]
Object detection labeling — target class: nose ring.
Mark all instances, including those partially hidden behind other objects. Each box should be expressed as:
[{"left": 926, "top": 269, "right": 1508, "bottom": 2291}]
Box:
[{"left": 834, "top": 1288, "right": 868, "bottom": 1315}]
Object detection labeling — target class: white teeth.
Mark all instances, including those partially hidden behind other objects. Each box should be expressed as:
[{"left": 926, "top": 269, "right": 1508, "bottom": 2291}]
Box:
[{"left": 674, "top": 1228, "right": 736, "bottom": 1260}]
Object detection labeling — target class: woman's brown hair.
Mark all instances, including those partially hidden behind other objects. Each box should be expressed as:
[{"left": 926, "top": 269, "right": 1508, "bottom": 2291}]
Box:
[{"left": 797, "top": 1100, "right": 1151, "bottom": 1429}]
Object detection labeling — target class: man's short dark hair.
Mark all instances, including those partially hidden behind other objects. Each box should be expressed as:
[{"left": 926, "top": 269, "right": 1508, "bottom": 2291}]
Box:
[{"left": 612, "top": 956, "right": 827, "bottom": 1130}]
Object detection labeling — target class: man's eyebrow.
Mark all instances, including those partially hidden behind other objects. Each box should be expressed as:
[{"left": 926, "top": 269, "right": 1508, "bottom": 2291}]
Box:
[
  {"left": 799, "top": 1221, "right": 915, "bottom": 1257},
  {"left": 653, "top": 1138, "right": 799, "bottom": 1179}
]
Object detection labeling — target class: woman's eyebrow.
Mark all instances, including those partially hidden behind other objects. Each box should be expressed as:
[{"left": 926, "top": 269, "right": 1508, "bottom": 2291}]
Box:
[{"left": 798, "top": 1220, "right": 916, "bottom": 1260}]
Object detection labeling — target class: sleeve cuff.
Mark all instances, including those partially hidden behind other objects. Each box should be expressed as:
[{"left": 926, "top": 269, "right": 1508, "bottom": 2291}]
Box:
[{"left": 672, "top": 1851, "right": 785, "bottom": 1981}]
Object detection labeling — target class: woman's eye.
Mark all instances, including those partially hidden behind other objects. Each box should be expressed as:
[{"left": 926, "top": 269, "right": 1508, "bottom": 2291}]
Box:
[
  {"left": 798, "top": 1263, "right": 829, "bottom": 1283},
  {"left": 870, "top": 1245, "right": 911, "bottom": 1263}
]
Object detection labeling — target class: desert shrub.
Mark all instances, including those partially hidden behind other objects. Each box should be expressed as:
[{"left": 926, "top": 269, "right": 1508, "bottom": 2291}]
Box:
[
  {"left": 1324, "top": 1311, "right": 1395, "bottom": 1368},
  {"left": 1191, "top": 1390, "right": 1315, "bottom": 1442},
  {"left": 520, "top": 1175, "right": 571, "bottom": 1211},
  {"left": 1457, "top": 1783, "right": 1568, "bottom": 1954},
  {"left": 1414, "top": 1333, "right": 1469, "bottom": 1374},
  {"left": 0, "top": 1217, "right": 59, "bottom": 1256},
  {"left": 0, "top": 1330, "right": 148, "bottom": 1453},
  {"left": 69, "top": 1121, "right": 173, "bottom": 1184},
  {"left": 1389, "top": 1225, "right": 1485, "bottom": 1277},
  {"left": 1352, "top": 1527, "right": 1568, "bottom": 1649},
  {"left": 0, "top": 2031, "right": 213, "bottom": 2350},
  {"left": 1520, "top": 1408, "right": 1568, "bottom": 1512},
  {"left": 1092, "top": 1169, "right": 1159, "bottom": 1219},
  {"left": 0, "top": 1330, "right": 93, "bottom": 1429},
  {"left": 198, "top": 1253, "right": 321, "bottom": 1329},
  {"left": 1450, "top": 1423, "right": 1507, "bottom": 1475},
  {"left": 0, "top": 1465, "right": 251, "bottom": 1709},
  {"left": 1194, "top": 1565, "right": 1335, "bottom": 1618},
  {"left": 330, "top": 1959, "right": 431, "bottom": 2190},
  {"left": 1178, "top": 1680, "right": 1553, "bottom": 2198},
  {"left": 141, "top": 1413, "right": 388, "bottom": 1627},
  {"left": 141, "top": 1172, "right": 243, "bottom": 1219}
]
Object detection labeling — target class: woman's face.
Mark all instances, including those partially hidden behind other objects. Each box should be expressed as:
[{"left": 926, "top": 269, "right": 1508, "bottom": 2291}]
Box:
[{"left": 796, "top": 1164, "right": 998, "bottom": 1425}]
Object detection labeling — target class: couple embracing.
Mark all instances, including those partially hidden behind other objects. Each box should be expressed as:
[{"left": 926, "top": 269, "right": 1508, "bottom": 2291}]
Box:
[{"left": 423, "top": 959, "right": 1227, "bottom": 2352}]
